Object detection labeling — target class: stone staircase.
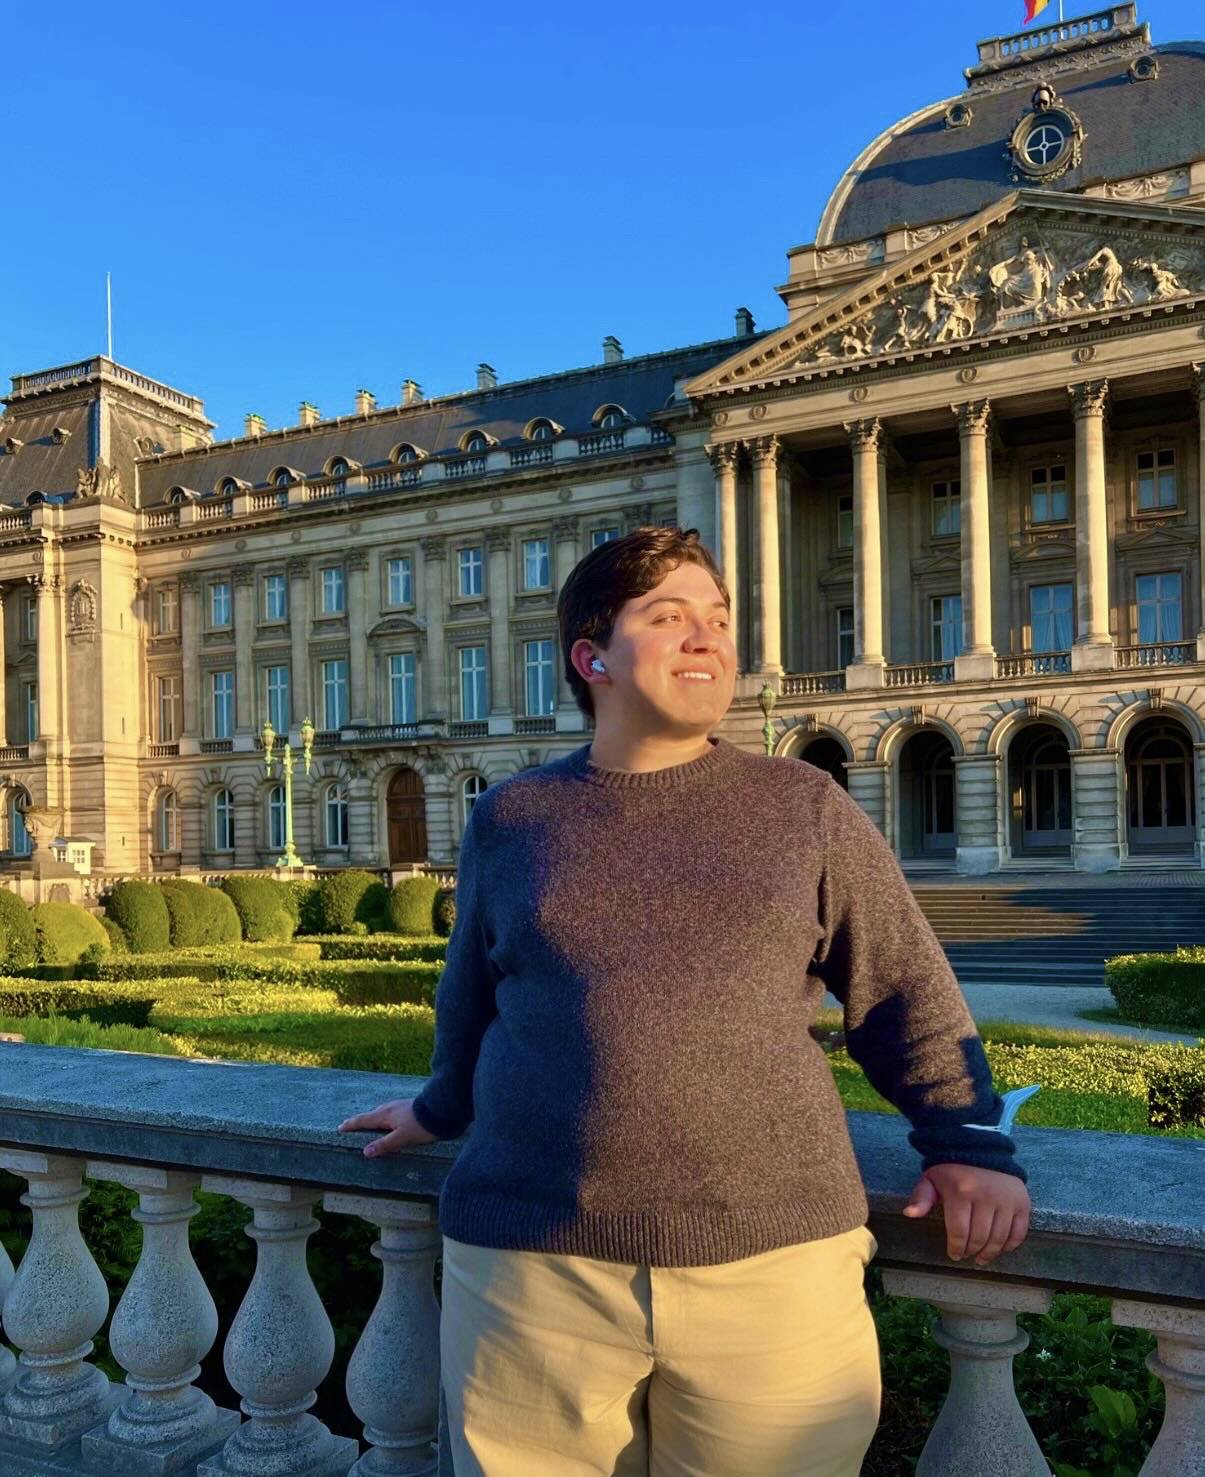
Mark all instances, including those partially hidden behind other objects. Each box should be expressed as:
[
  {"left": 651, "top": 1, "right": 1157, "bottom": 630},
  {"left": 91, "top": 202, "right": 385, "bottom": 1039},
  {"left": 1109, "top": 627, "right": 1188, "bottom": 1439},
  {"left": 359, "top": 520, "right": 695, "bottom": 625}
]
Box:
[{"left": 911, "top": 884, "right": 1205, "bottom": 989}]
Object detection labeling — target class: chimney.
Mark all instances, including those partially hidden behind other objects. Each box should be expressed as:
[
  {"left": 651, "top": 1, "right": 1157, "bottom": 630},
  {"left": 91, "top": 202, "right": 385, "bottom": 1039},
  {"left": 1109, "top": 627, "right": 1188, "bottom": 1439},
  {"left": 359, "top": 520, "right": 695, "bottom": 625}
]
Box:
[
  {"left": 354, "top": 388, "right": 376, "bottom": 416},
  {"left": 298, "top": 402, "right": 321, "bottom": 428},
  {"left": 734, "top": 307, "right": 756, "bottom": 337},
  {"left": 244, "top": 412, "right": 268, "bottom": 438},
  {"left": 602, "top": 335, "right": 623, "bottom": 364},
  {"left": 401, "top": 379, "right": 423, "bottom": 406},
  {"left": 476, "top": 363, "right": 497, "bottom": 391}
]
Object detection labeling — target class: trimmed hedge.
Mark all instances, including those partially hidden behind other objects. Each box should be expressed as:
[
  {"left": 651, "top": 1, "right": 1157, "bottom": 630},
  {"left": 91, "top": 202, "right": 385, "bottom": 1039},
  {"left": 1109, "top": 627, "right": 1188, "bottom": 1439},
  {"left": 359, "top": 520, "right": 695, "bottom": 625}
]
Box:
[
  {"left": 105, "top": 880, "right": 171, "bottom": 954},
  {"left": 317, "top": 871, "right": 388, "bottom": 934},
  {"left": 220, "top": 876, "right": 296, "bottom": 943},
  {"left": 385, "top": 876, "right": 441, "bottom": 936},
  {"left": 1147, "top": 1053, "right": 1205, "bottom": 1128},
  {"left": 0, "top": 978, "right": 161, "bottom": 1029},
  {"left": 330, "top": 1025, "right": 437, "bottom": 1078},
  {"left": 1106, "top": 948, "right": 1205, "bottom": 1031},
  {"left": 0, "top": 889, "right": 36, "bottom": 971},
  {"left": 311, "top": 935, "right": 445, "bottom": 963},
  {"left": 160, "top": 880, "right": 242, "bottom": 949},
  {"left": 32, "top": 902, "right": 111, "bottom": 966},
  {"left": 99, "top": 915, "right": 128, "bottom": 954},
  {"left": 284, "top": 879, "right": 325, "bottom": 936},
  {"left": 434, "top": 887, "right": 456, "bottom": 938}
]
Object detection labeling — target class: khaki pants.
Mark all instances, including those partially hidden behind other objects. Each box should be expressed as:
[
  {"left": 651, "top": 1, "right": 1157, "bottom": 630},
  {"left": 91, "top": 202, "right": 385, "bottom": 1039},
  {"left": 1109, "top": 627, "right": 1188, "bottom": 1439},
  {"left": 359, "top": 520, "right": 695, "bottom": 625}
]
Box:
[{"left": 440, "top": 1225, "right": 881, "bottom": 1477}]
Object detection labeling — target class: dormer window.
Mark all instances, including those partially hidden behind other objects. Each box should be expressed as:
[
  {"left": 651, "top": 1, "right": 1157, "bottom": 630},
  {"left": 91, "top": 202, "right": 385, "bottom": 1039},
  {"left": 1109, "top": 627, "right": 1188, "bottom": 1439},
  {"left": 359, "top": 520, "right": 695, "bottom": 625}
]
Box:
[
  {"left": 464, "top": 432, "right": 489, "bottom": 454},
  {"left": 274, "top": 469, "right": 291, "bottom": 488},
  {"left": 50, "top": 426, "right": 71, "bottom": 446},
  {"left": 328, "top": 457, "right": 349, "bottom": 478},
  {"left": 394, "top": 444, "right": 420, "bottom": 464},
  {"left": 530, "top": 421, "right": 554, "bottom": 443},
  {"left": 219, "top": 477, "right": 239, "bottom": 498},
  {"left": 595, "top": 405, "right": 627, "bottom": 430}
]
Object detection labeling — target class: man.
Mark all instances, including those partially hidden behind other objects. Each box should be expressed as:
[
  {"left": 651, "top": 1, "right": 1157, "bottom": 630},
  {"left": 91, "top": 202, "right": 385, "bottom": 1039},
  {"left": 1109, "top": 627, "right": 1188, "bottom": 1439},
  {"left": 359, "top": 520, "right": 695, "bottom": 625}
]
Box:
[{"left": 338, "top": 525, "right": 1031, "bottom": 1476}]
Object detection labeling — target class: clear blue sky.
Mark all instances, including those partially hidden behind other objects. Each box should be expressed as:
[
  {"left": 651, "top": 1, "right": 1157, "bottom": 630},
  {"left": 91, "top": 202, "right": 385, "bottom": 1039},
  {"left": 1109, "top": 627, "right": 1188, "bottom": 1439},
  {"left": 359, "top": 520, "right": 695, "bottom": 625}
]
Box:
[{"left": 3, "top": 0, "right": 1199, "bottom": 440}]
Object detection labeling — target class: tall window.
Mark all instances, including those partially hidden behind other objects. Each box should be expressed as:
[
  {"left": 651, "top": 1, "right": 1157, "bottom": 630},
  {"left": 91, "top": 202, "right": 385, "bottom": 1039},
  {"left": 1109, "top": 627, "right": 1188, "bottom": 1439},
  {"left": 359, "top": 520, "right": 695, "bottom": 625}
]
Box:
[
  {"left": 837, "top": 607, "right": 854, "bottom": 668},
  {"left": 524, "top": 638, "right": 555, "bottom": 716},
  {"left": 462, "top": 773, "right": 488, "bottom": 823},
  {"left": 156, "top": 674, "right": 181, "bottom": 742},
  {"left": 1137, "top": 449, "right": 1177, "bottom": 511},
  {"left": 522, "top": 538, "right": 550, "bottom": 591},
  {"left": 930, "top": 594, "right": 963, "bottom": 660},
  {"left": 837, "top": 494, "right": 853, "bottom": 550},
  {"left": 324, "top": 784, "right": 349, "bottom": 847},
  {"left": 320, "top": 566, "right": 345, "bottom": 615},
  {"left": 22, "top": 594, "right": 36, "bottom": 643},
  {"left": 157, "top": 790, "right": 179, "bottom": 852},
  {"left": 212, "top": 788, "right": 235, "bottom": 851},
  {"left": 388, "top": 652, "right": 415, "bottom": 724},
  {"left": 211, "top": 670, "right": 234, "bottom": 738},
  {"left": 387, "top": 555, "right": 412, "bottom": 606},
  {"left": 1030, "top": 465, "right": 1068, "bottom": 524},
  {"left": 458, "top": 546, "right": 484, "bottom": 597},
  {"left": 931, "top": 480, "right": 961, "bottom": 538},
  {"left": 10, "top": 793, "right": 31, "bottom": 857},
  {"left": 263, "top": 573, "right": 288, "bottom": 621},
  {"left": 460, "top": 645, "right": 488, "bottom": 720},
  {"left": 154, "top": 584, "right": 179, "bottom": 635},
  {"left": 321, "top": 658, "right": 349, "bottom": 729},
  {"left": 265, "top": 665, "right": 290, "bottom": 731},
  {"left": 267, "top": 784, "right": 286, "bottom": 851},
  {"left": 1137, "top": 572, "right": 1182, "bottom": 644},
  {"left": 1030, "top": 583, "right": 1073, "bottom": 653},
  {"left": 591, "top": 527, "right": 620, "bottom": 548},
  {"left": 209, "top": 580, "right": 232, "bottom": 628},
  {"left": 23, "top": 682, "right": 37, "bottom": 742}
]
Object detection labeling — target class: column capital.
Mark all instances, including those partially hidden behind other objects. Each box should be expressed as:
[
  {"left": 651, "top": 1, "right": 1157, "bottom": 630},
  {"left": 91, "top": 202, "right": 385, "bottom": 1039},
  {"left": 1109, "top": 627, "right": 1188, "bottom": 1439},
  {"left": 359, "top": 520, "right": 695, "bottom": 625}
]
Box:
[
  {"left": 1069, "top": 378, "right": 1109, "bottom": 419},
  {"left": 26, "top": 573, "right": 61, "bottom": 596},
  {"left": 346, "top": 549, "right": 370, "bottom": 573},
  {"left": 1191, "top": 362, "right": 1205, "bottom": 401},
  {"left": 706, "top": 441, "right": 740, "bottom": 474},
  {"left": 745, "top": 434, "right": 780, "bottom": 470},
  {"left": 179, "top": 571, "right": 201, "bottom": 593},
  {"left": 231, "top": 563, "right": 256, "bottom": 588},
  {"left": 420, "top": 534, "right": 448, "bottom": 561},
  {"left": 842, "top": 417, "right": 882, "bottom": 454},
  {"left": 485, "top": 527, "right": 512, "bottom": 555},
  {"left": 286, "top": 557, "right": 310, "bottom": 580},
  {"left": 951, "top": 399, "right": 991, "bottom": 437},
  {"left": 551, "top": 514, "right": 579, "bottom": 542}
]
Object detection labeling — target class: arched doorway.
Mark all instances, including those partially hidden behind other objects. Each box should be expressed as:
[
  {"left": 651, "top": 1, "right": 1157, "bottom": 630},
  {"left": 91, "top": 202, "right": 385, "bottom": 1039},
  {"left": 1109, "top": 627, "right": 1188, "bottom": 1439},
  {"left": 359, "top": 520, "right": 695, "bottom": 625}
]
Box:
[
  {"left": 898, "top": 730, "right": 956, "bottom": 859},
  {"left": 794, "top": 735, "right": 848, "bottom": 789},
  {"left": 1124, "top": 717, "right": 1195, "bottom": 854},
  {"left": 1007, "top": 723, "right": 1072, "bottom": 857},
  {"left": 386, "top": 768, "right": 427, "bottom": 864}
]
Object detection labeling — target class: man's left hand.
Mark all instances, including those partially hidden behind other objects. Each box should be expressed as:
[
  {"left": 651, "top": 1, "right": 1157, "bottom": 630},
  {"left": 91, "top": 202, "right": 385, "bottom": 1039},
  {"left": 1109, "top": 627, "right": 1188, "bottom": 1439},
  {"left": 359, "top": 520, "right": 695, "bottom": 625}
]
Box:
[{"left": 901, "top": 1163, "right": 1031, "bottom": 1266}]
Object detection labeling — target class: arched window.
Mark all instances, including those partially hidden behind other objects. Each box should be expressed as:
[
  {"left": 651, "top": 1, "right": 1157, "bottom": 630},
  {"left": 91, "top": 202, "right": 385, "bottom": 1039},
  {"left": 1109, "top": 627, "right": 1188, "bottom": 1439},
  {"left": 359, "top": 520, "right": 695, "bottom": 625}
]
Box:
[
  {"left": 273, "top": 468, "right": 292, "bottom": 488},
  {"left": 596, "top": 405, "right": 626, "bottom": 430},
  {"left": 10, "top": 791, "right": 31, "bottom": 857},
  {"left": 267, "top": 784, "right": 286, "bottom": 851},
  {"left": 324, "top": 784, "right": 349, "bottom": 848},
  {"left": 530, "top": 420, "right": 554, "bottom": 443},
  {"left": 212, "top": 788, "right": 235, "bottom": 851},
  {"left": 461, "top": 774, "right": 488, "bottom": 825},
  {"left": 394, "top": 444, "right": 419, "bottom": 465},
  {"left": 328, "top": 457, "right": 349, "bottom": 478},
  {"left": 220, "top": 477, "right": 239, "bottom": 497},
  {"left": 464, "top": 432, "right": 489, "bottom": 455},
  {"left": 157, "top": 790, "right": 180, "bottom": 852}
]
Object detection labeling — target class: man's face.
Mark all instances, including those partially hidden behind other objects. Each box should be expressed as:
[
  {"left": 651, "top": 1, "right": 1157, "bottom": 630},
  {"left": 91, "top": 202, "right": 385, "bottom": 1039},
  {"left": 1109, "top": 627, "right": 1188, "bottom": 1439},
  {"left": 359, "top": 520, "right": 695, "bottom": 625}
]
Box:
[{"left": 581, "top": 560, "right": 736, "bottom": 735}]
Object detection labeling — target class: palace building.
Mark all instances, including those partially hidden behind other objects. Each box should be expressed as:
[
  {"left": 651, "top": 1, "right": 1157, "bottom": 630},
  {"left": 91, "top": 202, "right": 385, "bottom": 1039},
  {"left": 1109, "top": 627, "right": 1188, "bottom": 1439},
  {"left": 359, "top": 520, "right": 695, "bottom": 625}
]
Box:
[{"left": 1, "top": 2, "right": 1204, "bottom": 881}]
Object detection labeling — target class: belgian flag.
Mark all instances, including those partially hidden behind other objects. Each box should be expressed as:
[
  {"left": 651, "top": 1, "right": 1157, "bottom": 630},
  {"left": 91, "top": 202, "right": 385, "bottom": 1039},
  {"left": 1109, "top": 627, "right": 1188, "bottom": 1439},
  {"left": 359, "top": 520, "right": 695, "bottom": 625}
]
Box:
[{"left": 1023, "top": 0, "right": 1052, "bottom": 20}]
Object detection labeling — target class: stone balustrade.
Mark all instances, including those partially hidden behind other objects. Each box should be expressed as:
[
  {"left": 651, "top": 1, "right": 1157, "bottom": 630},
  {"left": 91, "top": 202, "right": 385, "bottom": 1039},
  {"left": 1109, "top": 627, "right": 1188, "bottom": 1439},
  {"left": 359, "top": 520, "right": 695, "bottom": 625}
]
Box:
[{"left": 0, "top": 1044, "right": 1201, "bottom": 1475}]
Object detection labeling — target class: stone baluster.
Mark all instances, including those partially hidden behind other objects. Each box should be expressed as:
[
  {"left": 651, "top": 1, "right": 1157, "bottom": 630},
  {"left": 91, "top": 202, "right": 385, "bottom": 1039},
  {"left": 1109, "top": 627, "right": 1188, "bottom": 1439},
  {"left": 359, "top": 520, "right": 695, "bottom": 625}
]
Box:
[
  {"left": 746, "top": 436, "right": 783, "bottom": 674},
  {"left": 707, "top": 443, "right": 741, "bottom": 670},
  {"left": 878, "top": 1269, "right": 1052, "bottom": 1476},
  {"left": 323, "top": 1193, "right": 441, "bottom": 1476},
  {"left": 1069, "top": 379, "right": 1114, "bottom": 670},
  {"left": 0, "top": 1231, "right": 15, "bottom": 1396},
  {"left": 1111, "top": 1298, "right": 1205, "bottom": 1476},
  {"left": 952, "top": 399, "right": 995, "bottom": 680},
  {"left": 0, "top": 1150, "right": 120, "bottom": 1458},
  {"left": 197, "top": 1177, "right": 357, "bottom": 1476},
  {"left": 79, "top": 1162, "right": 239, "bottom": 1474}
]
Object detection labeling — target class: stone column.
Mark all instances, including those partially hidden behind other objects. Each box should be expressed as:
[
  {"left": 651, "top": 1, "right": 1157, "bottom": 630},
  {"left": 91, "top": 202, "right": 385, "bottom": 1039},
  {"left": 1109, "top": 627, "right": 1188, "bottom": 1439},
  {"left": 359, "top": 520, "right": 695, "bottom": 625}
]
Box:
[
  {"left": 1194, "top": 366, "right": 1205, "bottom": 661},
  {"left": 27, "top": 574, "right": 62, "bottom": 746},
  {"left": 1069, "top": 379, "right": 1114, "bottom": 670},
  {"left": 287, "top": 558, "right": 311, "bottom": 731},
  {"left": 232, "top": 563, "right": 255, "bottom": 747},
  {"left": 347, "top": 550, "right": 370, "bottom": 726},
  {"left": 419, "top": 536, "right": 448, "bottom": 724},
  {"left": 485, "top": 529, "right": 513, "bottom": 735},
  {"left": 708, "top": 443, "right": 741, "bottom": 671},
  {"left": 844, "top": 760, "right": 890, "bottom": 841},
  {"left": 746, "top": 435, "right": 782, "bottom": 675},
  {"left": 1070, "top": 745, "right": 1122, "bottom": 872},
  {"left": 877, "top": 444, "right": 891, "bottom": 667},
  {"left": 953, "top": 399, "right": 995, "bottom": 681},
  {"left": 953, "top": 752, "right": 1002, "bottom": 875},
  {"left": 553, "top": 515, "right": 584, "bottom": 729},
  {"left": 0, "top": 584, "right": 9, "bottom": 749},
  {"left": 179, "top": 572, "right": 200, "bottom": 753},
  {"left": 844, "top": 418, "right": 885, "bottom": 688}
]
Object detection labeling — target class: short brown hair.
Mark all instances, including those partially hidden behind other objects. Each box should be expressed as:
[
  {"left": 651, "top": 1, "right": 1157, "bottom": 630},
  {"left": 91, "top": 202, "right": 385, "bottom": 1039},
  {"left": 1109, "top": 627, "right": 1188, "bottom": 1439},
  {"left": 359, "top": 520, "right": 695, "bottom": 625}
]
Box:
[{"left": 557, "top": 525, "right": 730, "bottom": 723}]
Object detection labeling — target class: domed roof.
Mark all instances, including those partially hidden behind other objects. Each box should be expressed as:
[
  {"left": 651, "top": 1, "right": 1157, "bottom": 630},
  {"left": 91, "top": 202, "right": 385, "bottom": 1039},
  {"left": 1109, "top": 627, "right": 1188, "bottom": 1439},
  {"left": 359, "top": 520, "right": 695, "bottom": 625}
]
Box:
[{"left": 820, "top": 29, "right": 1205, "bottom": 247}]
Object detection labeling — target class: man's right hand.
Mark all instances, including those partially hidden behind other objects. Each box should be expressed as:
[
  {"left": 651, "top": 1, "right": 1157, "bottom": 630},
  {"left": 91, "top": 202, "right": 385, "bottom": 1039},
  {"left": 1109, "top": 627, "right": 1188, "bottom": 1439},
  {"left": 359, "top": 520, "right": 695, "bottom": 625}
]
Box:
[{"left": 336, "top": 1098, "right": 439, "bottom": 1156}]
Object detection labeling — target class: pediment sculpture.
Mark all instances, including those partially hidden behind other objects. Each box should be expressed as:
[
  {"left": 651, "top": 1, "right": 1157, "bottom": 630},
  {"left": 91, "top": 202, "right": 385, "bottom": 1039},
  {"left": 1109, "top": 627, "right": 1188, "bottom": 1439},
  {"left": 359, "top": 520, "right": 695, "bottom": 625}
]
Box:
[
  {"left": 798, "top": 224, "right": 1205, "bottom": 370},
  {"left": 76, "top": 458, "right": 125, "bottom": 502}
]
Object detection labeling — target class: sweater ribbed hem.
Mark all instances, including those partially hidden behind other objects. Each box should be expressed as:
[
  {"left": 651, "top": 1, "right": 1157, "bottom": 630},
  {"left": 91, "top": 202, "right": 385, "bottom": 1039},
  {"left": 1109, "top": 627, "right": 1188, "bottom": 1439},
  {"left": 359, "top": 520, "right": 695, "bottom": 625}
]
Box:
[
  {"left": 565, "top": 734, "right": 738, "bottom": 789},
  {"left": 435, "top": 1183, "right": 872, "bottom": 1267}
]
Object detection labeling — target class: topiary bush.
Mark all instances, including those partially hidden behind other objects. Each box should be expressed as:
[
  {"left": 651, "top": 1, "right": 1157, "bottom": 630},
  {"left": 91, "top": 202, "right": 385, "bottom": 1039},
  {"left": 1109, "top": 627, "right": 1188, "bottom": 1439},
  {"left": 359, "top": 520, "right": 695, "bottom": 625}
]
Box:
[
  {"left": 284, "top": 879, "right": 324, "bottom": 936},
  {"left": 31, "top": 901, "right": 111, "bottom": 966},
  {"left": 0, "top": 889, "right": 36, "bottom": 971},
  {"left": 104, "top": 880, "right": 171, "bottom": 955},
  {"left": 433, "top": 887, "right": 456, "bottom": 938},
  {"left": 98, "top": 915, "right": 128, "bottom": 954},
  {"left": 317, "top": 870, "right": 388, "bottom": 935},
  {"left": 384, "top": 876, "right": 441, "bottom": 936},
  {"left": 159, "top": 880, "right": 242, "bottom": 949},
  {"left": 1106, "top": 948, "right": 1205, "bottom": 1031},
  {"left": 219, "top": 877, "right": 295, "bottom": 943}
]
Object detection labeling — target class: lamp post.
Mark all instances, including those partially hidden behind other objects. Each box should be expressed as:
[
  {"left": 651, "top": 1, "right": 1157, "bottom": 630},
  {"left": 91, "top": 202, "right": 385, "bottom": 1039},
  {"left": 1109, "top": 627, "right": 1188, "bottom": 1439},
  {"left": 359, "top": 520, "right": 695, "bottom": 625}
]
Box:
[
  {"left": 261, "top": 716, "right": 315, "bottom": 869},
  {"left": 758, "top": 681, "right": 777, "bottom": 758}
]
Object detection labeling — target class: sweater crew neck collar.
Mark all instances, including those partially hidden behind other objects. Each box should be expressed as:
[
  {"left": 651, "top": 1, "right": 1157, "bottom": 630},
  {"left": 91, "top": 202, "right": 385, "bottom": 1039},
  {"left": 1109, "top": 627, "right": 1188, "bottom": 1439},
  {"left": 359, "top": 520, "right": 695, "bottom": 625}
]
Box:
[{"left": 567, "top": 735, "right": 735, "bottom": 789}]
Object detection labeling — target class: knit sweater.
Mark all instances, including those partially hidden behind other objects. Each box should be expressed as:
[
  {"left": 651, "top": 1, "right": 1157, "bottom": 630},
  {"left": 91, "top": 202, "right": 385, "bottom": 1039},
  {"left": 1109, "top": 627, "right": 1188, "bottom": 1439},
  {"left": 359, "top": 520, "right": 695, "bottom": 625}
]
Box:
[{"left": 411, "top": 734, "right": 1026, "bottom": 1267}]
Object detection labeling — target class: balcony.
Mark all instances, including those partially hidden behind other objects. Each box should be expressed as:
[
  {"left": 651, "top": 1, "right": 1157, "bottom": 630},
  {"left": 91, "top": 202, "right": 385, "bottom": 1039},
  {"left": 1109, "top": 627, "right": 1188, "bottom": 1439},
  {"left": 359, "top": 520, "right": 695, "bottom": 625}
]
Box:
[
  {"left": 1115, "top": 641, "right": 1194, "bottom": 669},
  {"left": 514, "top": 715, "right": 556, "bottom": 735},
  {"left": 0, "top": 1045, "right": 1199, "bottom": 1475},
  {"left": 509, "top": 445, "right": 553, "bottom": 469},
  {"left": 885, "top": 660, "right": 955, "bottom": 688},
  {"left": 782, "top": 670, "right": 846, "bottom": 697},
  {"left": 0, "top": 746, "right": 29, "bottom": 764},
  {"left": 146, "top": 742, "right": 180, "bottom": 759},
  {"left": 199, "top": 739, "right": 233, "bottom": 755},
  {"left": 355, "top": 721, "right": 448, "bottom": 745},
  {"left": 443, "top": 455, "right": 487, "bottom": 480},
  {"left": 577, "top": 429, "right": 625, "bottom": 457},
  {"left": 995, "top": 651, "right": 1072, "bottom": 678}
]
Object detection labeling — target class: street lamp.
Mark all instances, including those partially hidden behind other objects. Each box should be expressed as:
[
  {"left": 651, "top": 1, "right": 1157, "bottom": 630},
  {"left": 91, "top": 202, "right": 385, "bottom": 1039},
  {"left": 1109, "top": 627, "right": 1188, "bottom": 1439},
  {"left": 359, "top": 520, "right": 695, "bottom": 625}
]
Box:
[
  {"left": 757, "top": 681, "right": 777, "bottom": 758},
  {"left": 262, "top": 716, "right": 316, "bottom": 869}
]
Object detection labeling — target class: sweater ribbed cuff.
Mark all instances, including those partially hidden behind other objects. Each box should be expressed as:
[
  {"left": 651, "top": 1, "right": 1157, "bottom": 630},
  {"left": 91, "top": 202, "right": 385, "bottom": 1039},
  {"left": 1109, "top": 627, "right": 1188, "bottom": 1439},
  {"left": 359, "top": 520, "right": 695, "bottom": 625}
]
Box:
[
  {"left": 907, "top": 1124, "right": 1028, "bottom": 1184},
  {"left": 411, "top": 1092, "right": 467, "bottom": 1142}
]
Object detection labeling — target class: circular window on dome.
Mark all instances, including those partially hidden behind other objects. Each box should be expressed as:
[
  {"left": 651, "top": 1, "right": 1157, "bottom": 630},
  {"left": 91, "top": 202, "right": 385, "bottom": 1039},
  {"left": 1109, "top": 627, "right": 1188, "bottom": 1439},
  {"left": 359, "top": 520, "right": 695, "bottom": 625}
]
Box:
[
  {"left": 1023, "top": 120, "right": 1066, "bottom": 168},
  {"left": 1009, "top": 99, "right": 1082, "bottom": 182}
]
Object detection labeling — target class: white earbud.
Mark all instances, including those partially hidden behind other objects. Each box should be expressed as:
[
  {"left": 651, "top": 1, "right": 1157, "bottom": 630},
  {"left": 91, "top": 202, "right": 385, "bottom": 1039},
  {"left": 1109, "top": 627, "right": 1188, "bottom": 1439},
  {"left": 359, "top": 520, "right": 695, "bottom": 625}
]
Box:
[{"left": 590, "top": 658, "right": 606, "bottom": 673}]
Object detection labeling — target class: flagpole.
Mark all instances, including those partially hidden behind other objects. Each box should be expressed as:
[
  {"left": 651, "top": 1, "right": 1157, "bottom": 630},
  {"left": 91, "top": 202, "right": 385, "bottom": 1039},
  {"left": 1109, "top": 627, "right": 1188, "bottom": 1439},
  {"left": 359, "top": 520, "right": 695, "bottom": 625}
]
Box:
[{"left": 106, "top": 272, "right": 113, "bottom": 360}]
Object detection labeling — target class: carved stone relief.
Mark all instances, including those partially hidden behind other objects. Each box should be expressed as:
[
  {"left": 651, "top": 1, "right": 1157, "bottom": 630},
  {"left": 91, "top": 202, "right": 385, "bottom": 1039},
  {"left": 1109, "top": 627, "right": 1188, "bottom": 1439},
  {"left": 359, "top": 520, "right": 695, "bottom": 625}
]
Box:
[
  {"left": 68, "top": 580, "right": 98, "bottom": 643},
  {"left": 75, "top": 459, "right": 124, "bottom": 502},
  {"left": 1104, "top": 168, "right": 1189, "bottom": 202},
  {"left": 818, "top": 238, "right": 885, "bottom": 269}
]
